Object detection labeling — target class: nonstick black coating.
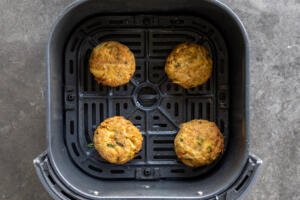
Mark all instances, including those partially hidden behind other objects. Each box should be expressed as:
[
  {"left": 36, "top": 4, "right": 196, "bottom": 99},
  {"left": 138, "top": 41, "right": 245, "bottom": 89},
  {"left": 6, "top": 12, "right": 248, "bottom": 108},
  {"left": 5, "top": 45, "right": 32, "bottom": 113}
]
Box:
[{"left": 64, "top": 15, "right": 229, "bottom": 179}]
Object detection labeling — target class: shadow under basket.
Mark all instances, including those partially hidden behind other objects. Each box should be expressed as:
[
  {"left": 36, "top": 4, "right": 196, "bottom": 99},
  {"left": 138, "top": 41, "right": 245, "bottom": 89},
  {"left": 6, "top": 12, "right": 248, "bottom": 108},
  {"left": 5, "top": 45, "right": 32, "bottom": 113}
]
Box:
[{"left": 35, "top": 0, "right": 262, "bottom": 199}]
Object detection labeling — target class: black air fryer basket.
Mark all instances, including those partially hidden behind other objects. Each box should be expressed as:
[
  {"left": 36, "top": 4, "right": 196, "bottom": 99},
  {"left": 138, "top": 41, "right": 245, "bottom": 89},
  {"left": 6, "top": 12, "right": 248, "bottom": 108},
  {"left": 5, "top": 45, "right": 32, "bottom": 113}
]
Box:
[{"left": 34, "top": 0, "right": 262, "bottom": 199}]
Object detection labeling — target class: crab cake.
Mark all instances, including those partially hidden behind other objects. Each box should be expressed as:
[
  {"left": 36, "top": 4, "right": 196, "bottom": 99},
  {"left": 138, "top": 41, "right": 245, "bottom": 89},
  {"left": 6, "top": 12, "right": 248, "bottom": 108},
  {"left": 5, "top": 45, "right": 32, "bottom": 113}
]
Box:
[
  {"left": 89, "top": 41, "right": 135, "bottom": 87},
  {"left": 165, "top": 43, "right": 213, "bottom": 89},
  {"left": 93, "top": 116, "right": 143, "bottom": 164},
  {"left": 174, "top": 119, "right": 224, "bottom": 168}
]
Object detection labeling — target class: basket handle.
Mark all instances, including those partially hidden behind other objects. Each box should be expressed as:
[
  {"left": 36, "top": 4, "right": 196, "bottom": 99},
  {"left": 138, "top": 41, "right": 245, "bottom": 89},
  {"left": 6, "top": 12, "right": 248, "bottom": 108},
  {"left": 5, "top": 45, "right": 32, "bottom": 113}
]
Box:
[
  {"left": 218, "top": 154, "right": 262, "bottom": 200},
  {"left": 34, "top": 152, "right": 262, "bottom": 200},
  {"left": 33, "top": 152, "right": 83, "bottom": 200}
]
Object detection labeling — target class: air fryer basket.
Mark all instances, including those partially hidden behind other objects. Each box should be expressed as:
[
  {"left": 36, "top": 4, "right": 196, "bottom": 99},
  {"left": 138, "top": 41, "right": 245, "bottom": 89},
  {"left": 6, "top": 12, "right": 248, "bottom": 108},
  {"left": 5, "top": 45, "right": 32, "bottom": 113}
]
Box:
[
  {"left": 65, "top": 14, "right": 229, "bottom": 180},
  {"left": 35, "top": 0, "right": 262, "bottom": 199}
]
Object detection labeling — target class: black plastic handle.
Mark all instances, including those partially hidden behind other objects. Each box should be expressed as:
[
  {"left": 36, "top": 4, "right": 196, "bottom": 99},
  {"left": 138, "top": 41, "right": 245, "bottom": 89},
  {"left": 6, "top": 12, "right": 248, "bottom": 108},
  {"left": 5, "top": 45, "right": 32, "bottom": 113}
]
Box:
[{"left": 34, "top": 153, "right": 262, "bottom": 200}]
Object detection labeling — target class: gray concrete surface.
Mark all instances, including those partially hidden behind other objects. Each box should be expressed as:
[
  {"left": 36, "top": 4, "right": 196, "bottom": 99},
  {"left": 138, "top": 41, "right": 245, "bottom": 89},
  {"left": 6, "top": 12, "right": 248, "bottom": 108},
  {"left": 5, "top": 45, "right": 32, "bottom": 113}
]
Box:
[{"left": 0, "top": 0, "right": 299, "bottom": 199}]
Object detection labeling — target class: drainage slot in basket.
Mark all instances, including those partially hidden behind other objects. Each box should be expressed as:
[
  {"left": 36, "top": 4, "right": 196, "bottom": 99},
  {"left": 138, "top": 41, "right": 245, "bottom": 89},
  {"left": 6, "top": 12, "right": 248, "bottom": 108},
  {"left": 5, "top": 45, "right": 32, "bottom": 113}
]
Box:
[
  {"left": 167, "top": 103, "right": 171, "bottom": 109},
  {"left": 88, "top": 165, "right": 103, "bottom": 173},
  {"left": 70, "top": 120, "right": 74, "bottom": 135},
  {"left": 152, "top": 49, "right": 171, "bottom": 54},
  {"left": 84, "top": 103, "right": 91, "bottom": 143},
  {"left": 100, "top": 34, "right": 141, "bottom": 40},
  {"left": 235, "top": 175, "right": 249, "bottom": 191},
  {"left": 152, "top": 34, "right": 194, "bottom": 40},
  {"left": 153, "top": 41, "right": 181, "bottom": 46},
  {"left": 171, "top": 169, "right": 185, "bottom": 173},
  {"left": 111, "top": 169, "right": 125, "bottom": 174},
  {"left": 92, "top": 103, "right": 96, "bottom": 126},
  {"left": 61, "top": 190, "right": 76, "bottom": 200},
  {"left": 153, "top": 115, "right": 160, "bottom": 120},
  {"left": 198, "top": 103, "right": 203, "bottom": 118},
  {"left": 220, "top": 59, "right": 225, "bottom": 74},
  {"left": 135, "top": 116, "right": 142, "bottom": 120},
  {"left": 174, "top": 102, "right": 179, "bottom": 116},
  {"left": 191, "top": 103, "right": 195, "bottom": 119},
  {"left": 132, "top": 49, "right": 142, "bottom": 54},
  {"left": 206, "top": 102, "right": 211, "bottom": 119},
  {"left": 152, "top": 66, "right": 163, "bottom": 70},
  {"left": 153, "top": 140, "right": 173, "bottom": 144},
  {"left": 122, "top": 41, "right": 141, "bottom": 46},
  {"left": 207, "top": 80, "right": 211, "bottom": 91},
  {"left": 154, "top": 155, "right": 177, "bottom": 159},
  {"left": 220, "top": 119, "right": 225, "bottom": 133},
  {"left": 69, "top": 60, "right": 73, "bottom": 74},
  {"left": 99, "top": 103, "right": 104, "bottom": 122},
  {"left": 83, "top": 50, "right": 91, "bottom": 91},
  {"left": 153, "top": 124, "right": 167, "bottom": 128},
  {"left": 116, "top": 103, "right": 120, "bottom": 115},
  {"left": 47, "top": 174, "right": 55, "bottom": 185},
  {"left": 153, "top": 147, "right": 173, "bottom": 151}
]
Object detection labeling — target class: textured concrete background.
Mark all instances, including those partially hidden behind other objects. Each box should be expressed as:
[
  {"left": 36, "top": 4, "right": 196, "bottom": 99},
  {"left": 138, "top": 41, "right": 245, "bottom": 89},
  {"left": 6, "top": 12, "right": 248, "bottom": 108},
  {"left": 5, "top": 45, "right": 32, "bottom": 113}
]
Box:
[{"left": 0, "top": 0, "right": 299, "bottom": 199}]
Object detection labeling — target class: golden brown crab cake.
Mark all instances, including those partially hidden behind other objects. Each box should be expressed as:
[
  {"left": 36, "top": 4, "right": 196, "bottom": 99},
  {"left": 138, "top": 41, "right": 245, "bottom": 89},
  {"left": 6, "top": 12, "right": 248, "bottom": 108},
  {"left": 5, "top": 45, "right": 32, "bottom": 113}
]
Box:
[
  {"left": 174, "top": 119, "right": 224, "bottom": 168},
  {"left": 93, "top": 116, "right": 143, "bottom": 164},
  {"left": 89, "top": 41, "right": 136, "bottom": 87},
  {"left": 165, "top": 43, "right": 213, "bottom": 89}
]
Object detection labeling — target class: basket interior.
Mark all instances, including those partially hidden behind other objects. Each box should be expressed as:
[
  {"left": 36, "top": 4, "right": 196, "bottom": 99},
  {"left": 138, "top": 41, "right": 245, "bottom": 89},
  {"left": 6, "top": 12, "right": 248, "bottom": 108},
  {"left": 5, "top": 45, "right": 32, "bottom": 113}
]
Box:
[{"left": 64, "top": 15, "right": 229, "bottom": 179}]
